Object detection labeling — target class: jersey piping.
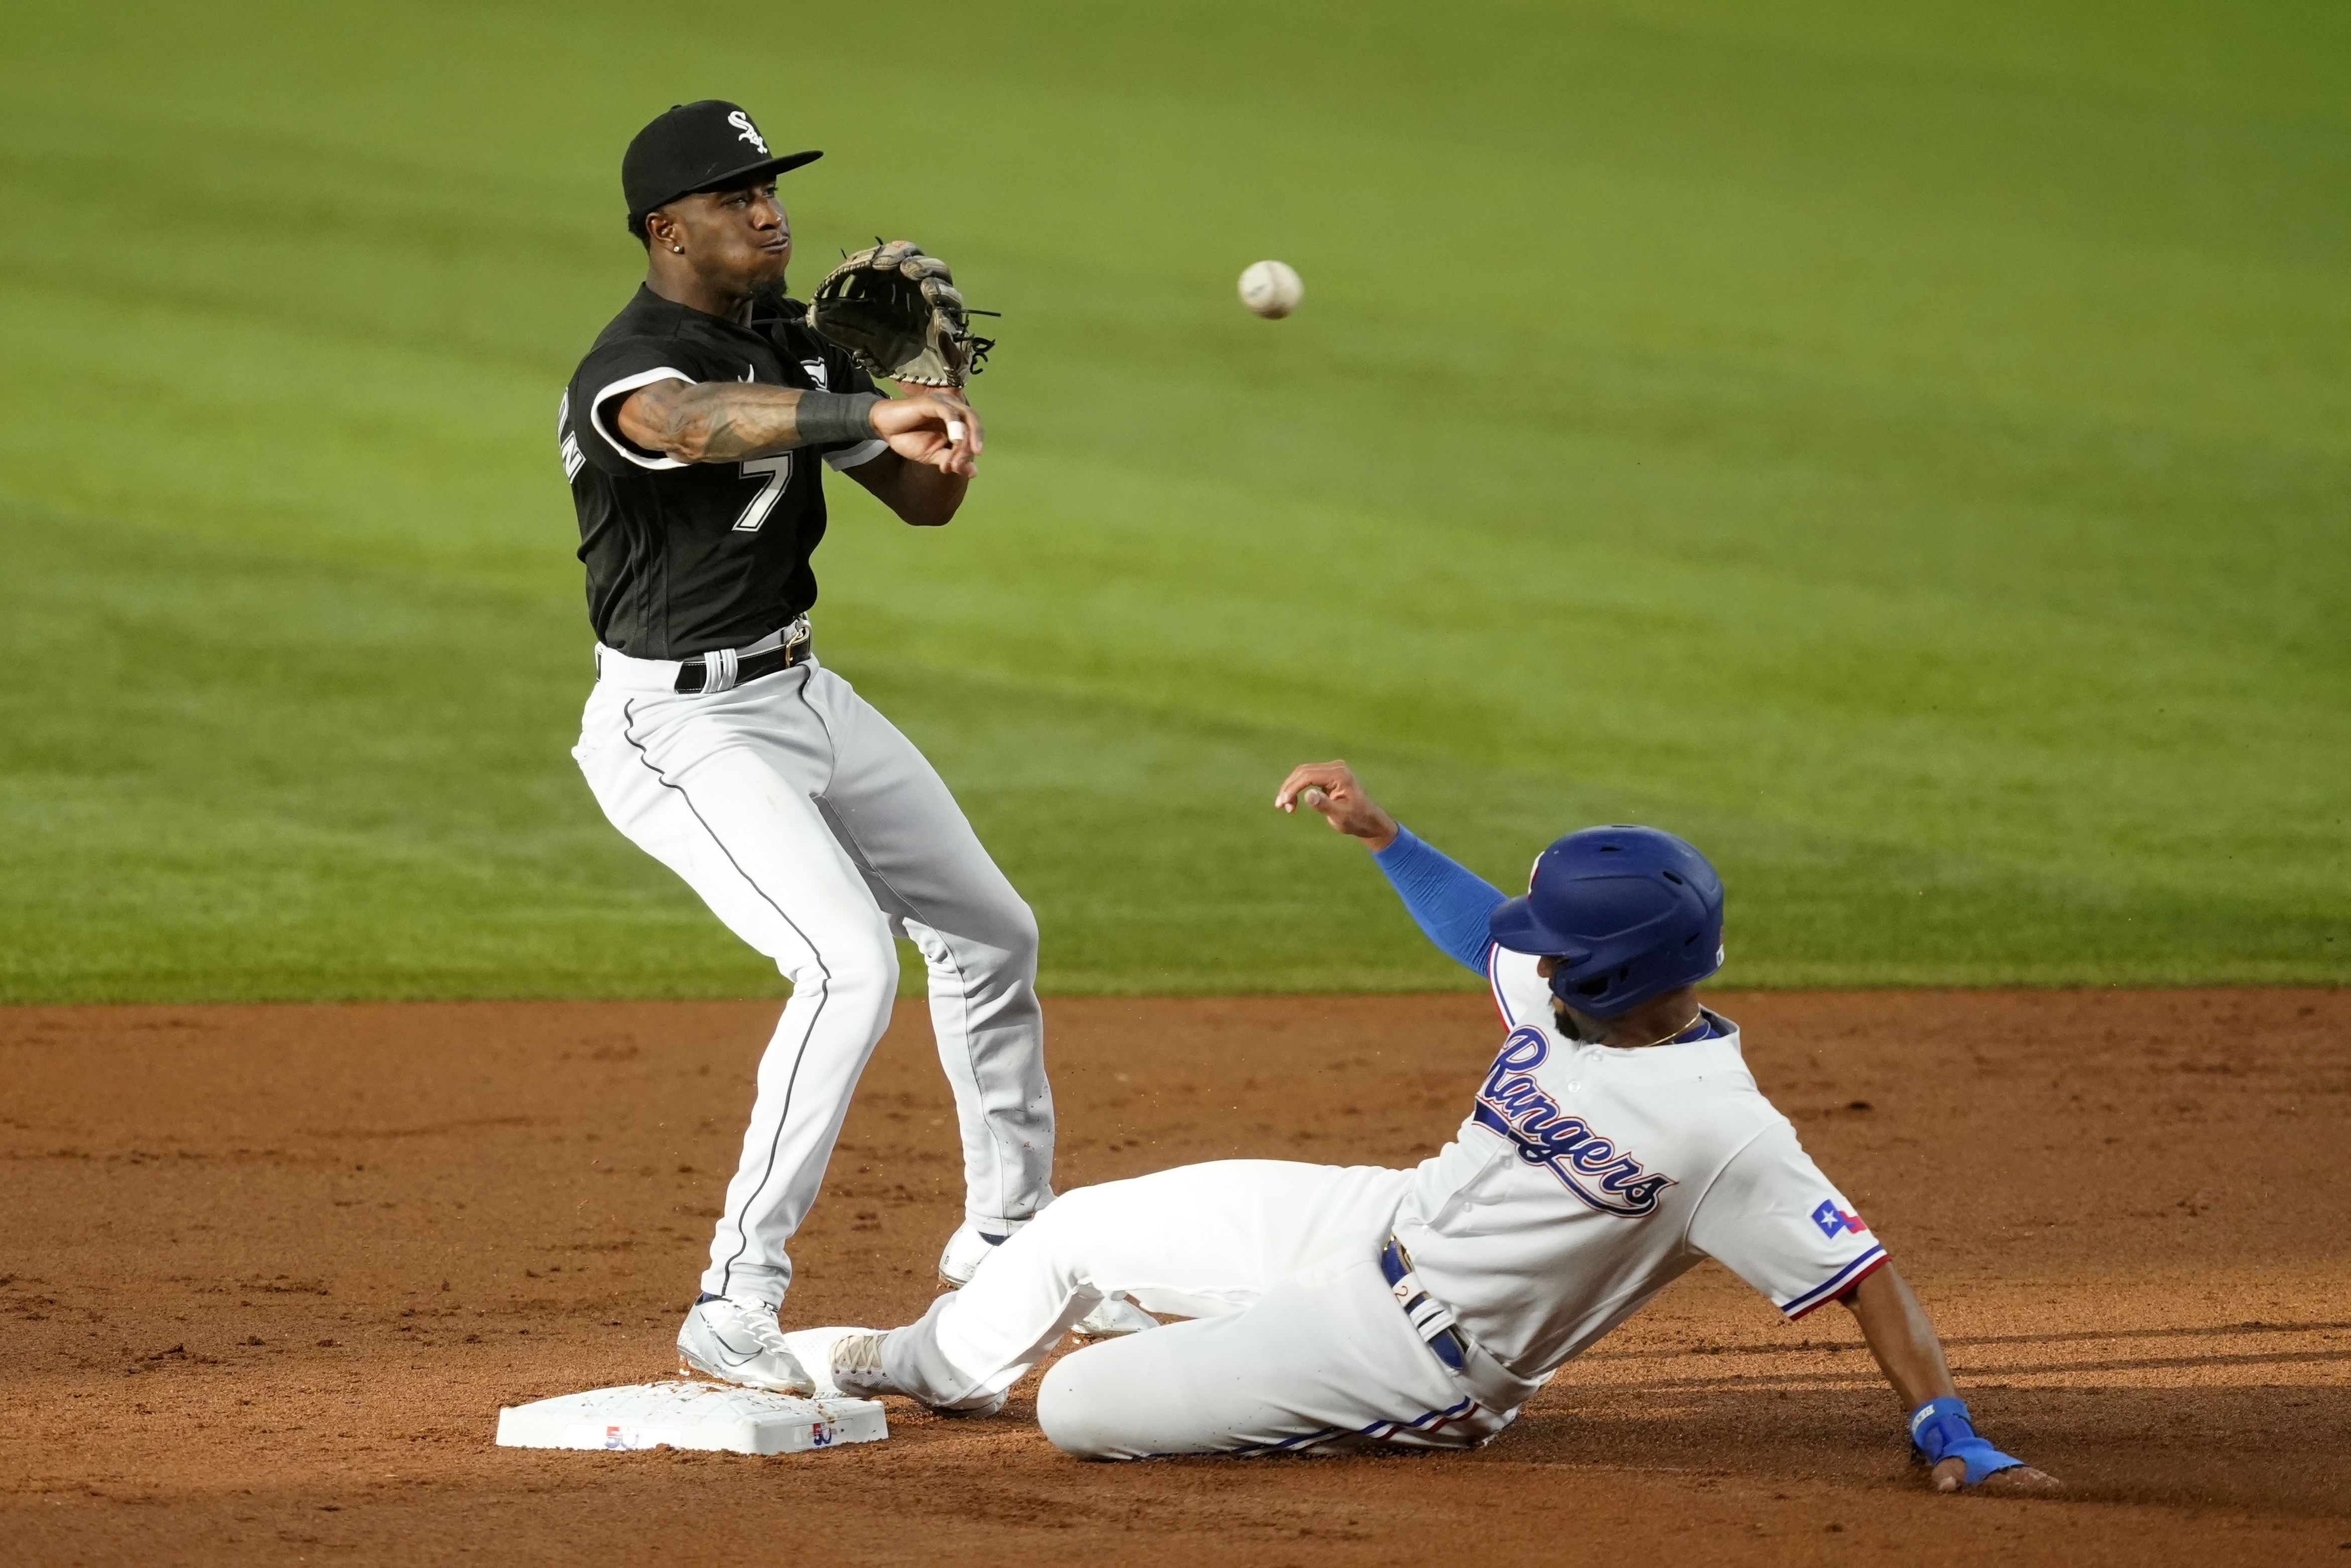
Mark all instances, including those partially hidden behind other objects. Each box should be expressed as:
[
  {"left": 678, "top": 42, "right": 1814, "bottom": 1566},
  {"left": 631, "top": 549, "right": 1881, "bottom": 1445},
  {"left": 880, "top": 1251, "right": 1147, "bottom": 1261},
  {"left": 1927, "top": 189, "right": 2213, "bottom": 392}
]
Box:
[
  {"left": 824, "top": 438, "right": 887, "bottom": 471},
  {"left": 1485, "top": 943, "right": 1514, "bottom": 1026},
  {"left": 589, "top": 366, "right": 697, "bottom": 469},
  {"left": 1780, "top": 1247, "right": 1891, "bottom": 1319}
]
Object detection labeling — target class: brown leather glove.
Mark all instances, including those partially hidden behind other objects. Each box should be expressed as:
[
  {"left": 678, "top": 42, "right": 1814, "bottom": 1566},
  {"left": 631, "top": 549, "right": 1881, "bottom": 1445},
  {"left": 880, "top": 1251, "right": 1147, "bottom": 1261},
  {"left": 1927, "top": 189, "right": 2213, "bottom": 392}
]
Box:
[{"left": 805, "top": 240, "right": 993, "bottom": 389}]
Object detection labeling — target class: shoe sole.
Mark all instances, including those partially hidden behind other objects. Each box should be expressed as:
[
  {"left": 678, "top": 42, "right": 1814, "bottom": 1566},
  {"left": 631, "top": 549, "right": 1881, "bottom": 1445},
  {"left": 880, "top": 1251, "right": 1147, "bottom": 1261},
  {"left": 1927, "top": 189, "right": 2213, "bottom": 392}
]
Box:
[
  {"left": 1070, "top": 1298, "right": 1161, "bottom": 1342},
  {"left": 1068, "top": 1323, "right": 1147, "bottom": 1343},
  {"left": 677, "top": 1346, "right": 812, "bottom": 1395}
]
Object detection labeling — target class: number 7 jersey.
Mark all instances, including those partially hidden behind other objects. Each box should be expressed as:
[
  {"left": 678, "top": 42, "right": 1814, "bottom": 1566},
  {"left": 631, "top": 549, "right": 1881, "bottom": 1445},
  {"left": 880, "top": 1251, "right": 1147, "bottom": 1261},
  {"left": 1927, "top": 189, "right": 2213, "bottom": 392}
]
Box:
[
  {"left": 1391, "top": 947, "right": 1888, "bottom": 1383},
  {"left": 559, "top": 284, "right": 888, "bottom": 661}
]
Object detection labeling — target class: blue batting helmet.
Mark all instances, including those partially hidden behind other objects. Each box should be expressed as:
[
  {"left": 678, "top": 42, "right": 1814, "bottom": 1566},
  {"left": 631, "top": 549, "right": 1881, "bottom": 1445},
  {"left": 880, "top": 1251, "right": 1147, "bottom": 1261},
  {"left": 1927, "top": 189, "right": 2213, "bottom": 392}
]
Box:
[{"left": 1487, "top": 825, "right": 1725, "bottom": 1018}]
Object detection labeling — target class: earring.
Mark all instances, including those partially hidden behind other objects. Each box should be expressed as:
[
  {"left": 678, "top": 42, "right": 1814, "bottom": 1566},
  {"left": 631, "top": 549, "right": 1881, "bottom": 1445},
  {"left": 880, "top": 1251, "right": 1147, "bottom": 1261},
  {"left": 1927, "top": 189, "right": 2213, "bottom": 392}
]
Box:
[{"left": 671, "top": 245, "right": 683, "bottom": 254}]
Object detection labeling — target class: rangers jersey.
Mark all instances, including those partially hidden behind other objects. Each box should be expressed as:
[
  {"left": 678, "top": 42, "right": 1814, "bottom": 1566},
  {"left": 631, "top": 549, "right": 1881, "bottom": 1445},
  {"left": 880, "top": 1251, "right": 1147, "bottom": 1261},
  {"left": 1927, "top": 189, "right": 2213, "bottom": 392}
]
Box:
[{"left": 1391, "top": 946, "right": 1885, "bottom": 1382}]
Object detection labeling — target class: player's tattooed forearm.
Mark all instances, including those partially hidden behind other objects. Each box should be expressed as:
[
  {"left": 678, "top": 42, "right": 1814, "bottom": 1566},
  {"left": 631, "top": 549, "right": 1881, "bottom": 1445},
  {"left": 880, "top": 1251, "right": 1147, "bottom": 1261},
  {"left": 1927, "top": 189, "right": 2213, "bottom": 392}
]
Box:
[
  {"left": 690, "top": 399, "right": 763, "bottom": 461},
  {"left": 686, "top": 388, "right": 878, "bottom": 460},
  {"left": 647, "top": 384, "right": 804, "bottom": 462}
]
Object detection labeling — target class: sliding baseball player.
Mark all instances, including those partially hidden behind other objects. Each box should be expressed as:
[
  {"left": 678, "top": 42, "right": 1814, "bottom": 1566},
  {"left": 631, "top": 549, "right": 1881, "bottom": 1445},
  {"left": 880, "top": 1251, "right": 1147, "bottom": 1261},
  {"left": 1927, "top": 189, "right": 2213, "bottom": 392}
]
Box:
[{"left": 780, "top": 763, "right": 2057, "bottom": 1490}]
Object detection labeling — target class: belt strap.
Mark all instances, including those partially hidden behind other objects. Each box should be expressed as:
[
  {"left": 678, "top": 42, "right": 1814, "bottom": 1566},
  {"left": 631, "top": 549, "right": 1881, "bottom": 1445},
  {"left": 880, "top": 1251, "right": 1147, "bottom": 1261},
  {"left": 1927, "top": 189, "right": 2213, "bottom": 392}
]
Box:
[
  {"left": 675, "top": 620, "right": 812, "bottom": 695},
  {"left": 1380, "top": 1236, "right": 1469, "bottom": 1373}
]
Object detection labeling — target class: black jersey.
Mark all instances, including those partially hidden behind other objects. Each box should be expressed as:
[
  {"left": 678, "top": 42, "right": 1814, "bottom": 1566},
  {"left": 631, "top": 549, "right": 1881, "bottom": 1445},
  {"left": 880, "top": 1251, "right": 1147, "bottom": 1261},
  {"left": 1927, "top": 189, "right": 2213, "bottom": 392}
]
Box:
[{"left": 559, "top": 285, "right": 884, "bottom": 660}]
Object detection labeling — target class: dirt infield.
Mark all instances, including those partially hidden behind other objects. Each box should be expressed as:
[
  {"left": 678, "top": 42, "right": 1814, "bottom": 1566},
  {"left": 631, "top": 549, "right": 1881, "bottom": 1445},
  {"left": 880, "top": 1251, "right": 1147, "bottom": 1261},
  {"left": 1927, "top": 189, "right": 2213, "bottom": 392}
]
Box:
[{"left": 5, "top": 989, "right": 2347, "bottom": 1565}]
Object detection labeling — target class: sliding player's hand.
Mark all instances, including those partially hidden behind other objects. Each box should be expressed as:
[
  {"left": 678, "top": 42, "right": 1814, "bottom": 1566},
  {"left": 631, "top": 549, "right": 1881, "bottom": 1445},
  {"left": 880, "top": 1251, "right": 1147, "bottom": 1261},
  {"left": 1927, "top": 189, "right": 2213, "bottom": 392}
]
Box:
[{"left": 1275, "top": 761, "right": 1399, "bottom": 850}]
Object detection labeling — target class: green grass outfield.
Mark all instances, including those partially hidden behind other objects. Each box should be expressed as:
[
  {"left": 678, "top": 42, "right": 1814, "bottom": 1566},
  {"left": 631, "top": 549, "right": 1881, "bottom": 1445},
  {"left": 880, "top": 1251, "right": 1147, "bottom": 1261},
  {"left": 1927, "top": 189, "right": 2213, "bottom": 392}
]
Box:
[{"left": 1, "top": 1, "right": 2344, "bottom": 1001}]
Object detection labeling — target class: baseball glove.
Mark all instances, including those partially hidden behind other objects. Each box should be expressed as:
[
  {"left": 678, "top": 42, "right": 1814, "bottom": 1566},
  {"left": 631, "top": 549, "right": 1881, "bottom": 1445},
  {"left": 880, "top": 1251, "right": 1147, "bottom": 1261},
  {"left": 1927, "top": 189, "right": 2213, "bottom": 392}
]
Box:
[{"left": 805, "top": 240, "right": 994, "bottom": 389}]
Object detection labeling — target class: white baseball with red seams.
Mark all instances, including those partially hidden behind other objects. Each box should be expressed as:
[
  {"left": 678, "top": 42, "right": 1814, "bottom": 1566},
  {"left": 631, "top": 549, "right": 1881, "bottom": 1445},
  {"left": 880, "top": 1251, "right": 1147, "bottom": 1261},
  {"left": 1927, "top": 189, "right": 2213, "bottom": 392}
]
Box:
[{"left": 866, "top": 945, "right": 1884, "bottom": 1457}]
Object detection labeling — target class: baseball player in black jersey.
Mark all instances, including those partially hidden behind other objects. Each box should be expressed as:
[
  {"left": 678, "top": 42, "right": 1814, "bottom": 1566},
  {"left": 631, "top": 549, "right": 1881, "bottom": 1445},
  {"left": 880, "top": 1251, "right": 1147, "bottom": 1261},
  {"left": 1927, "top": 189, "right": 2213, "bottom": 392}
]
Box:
[{"left": 560, "top": 100, "right": 1148, "bottom": 1394}]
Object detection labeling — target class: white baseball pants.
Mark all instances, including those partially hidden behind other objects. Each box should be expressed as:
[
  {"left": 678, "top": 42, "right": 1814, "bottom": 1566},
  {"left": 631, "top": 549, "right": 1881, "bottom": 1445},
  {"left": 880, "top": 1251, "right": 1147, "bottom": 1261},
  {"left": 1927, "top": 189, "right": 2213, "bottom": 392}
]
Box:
[
  {"left": 880, "top": 1160, "right": 1530, "bottom": 1457},
  {"left": 574, "top": 648, "right": 1054, "bottom": 1307}
]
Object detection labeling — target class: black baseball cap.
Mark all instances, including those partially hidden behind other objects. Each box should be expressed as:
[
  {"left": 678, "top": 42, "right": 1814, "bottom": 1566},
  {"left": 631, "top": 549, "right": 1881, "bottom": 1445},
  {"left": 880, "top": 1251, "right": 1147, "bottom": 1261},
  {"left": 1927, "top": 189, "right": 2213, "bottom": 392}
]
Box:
[{"left": 623, "top": 100, "right": 820, "bottom": 234}]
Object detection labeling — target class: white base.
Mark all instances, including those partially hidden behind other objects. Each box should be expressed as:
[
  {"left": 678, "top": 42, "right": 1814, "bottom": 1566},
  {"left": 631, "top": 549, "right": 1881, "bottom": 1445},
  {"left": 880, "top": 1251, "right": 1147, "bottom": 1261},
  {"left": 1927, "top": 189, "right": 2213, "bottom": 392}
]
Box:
[{"left": 495, "top": 1379, "right": 887, "bottom": 1455}]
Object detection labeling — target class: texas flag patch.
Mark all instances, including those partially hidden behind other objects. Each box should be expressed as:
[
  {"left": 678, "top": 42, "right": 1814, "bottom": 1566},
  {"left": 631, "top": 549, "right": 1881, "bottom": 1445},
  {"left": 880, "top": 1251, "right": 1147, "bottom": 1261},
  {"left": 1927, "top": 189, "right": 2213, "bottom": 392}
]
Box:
[{"left": 1811, "top": 1199, "right": 1868, "bottom": 1239}]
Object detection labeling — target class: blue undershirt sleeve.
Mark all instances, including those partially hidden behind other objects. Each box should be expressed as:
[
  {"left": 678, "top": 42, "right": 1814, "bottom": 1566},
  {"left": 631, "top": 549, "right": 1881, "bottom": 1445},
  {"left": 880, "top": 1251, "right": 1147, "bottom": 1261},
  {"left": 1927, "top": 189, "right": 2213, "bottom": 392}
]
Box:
[{"left": 1370, "top": 825, "right": 1507, "bottom": 975}]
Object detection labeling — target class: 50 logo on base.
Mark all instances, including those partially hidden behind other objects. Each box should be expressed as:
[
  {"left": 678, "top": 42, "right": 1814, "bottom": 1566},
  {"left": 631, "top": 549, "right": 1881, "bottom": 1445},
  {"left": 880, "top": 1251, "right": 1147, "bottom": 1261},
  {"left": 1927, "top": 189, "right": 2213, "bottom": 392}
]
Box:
[{"left": 575, "top": 1422, "right": 682, "bottom": 1451}]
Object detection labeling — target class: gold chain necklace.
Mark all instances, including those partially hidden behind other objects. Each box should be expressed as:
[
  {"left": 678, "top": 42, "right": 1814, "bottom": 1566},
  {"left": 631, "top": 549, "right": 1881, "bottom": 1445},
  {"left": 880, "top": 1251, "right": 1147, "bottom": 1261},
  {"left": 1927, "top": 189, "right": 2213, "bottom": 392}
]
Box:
[{"left": 1617, "top": 1009, "right": 1705, "bottom": 1050}]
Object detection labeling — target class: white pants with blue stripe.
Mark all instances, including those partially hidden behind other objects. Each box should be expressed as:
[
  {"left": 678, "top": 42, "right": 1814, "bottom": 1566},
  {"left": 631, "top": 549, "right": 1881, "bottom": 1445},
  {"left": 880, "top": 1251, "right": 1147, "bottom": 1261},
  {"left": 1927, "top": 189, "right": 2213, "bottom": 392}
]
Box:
[
  {"left": 894, "top": 1159, "right": 1520, "bottom": 1457},
  {"left": 574, "top": 649, "right": 1053, "bottom": 1308}
]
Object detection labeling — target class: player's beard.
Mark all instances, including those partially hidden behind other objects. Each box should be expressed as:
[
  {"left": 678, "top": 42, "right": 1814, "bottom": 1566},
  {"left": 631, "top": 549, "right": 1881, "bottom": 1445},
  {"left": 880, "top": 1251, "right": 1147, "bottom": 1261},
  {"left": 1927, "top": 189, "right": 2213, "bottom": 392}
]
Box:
[{"left": 1550, "top": 997, "right": 1606, "bottom": 1043}]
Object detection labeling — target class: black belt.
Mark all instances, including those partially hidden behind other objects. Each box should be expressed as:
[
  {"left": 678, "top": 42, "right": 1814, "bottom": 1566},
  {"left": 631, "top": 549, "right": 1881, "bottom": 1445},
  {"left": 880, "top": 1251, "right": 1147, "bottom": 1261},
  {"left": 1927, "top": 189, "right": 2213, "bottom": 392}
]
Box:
[
  {"left": 675, "top": 628, "right": 814, "bottom": 695},
  {"left": 1380, "top": 1236, "right": 1469, "bottom": 1373}
]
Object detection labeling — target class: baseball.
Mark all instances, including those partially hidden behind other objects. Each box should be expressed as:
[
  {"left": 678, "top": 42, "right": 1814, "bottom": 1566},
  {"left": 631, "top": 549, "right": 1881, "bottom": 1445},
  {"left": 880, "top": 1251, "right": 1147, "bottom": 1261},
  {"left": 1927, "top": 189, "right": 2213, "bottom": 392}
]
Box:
[{"left": 1238, "top": 259, "right": 1303, "bottom": 319}]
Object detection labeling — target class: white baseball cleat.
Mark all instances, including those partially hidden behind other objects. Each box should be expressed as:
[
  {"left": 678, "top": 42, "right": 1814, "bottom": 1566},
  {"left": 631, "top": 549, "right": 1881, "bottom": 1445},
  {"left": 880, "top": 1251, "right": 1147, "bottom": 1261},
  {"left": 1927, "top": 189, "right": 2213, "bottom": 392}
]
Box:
[
  {"left": 778, "top": 1325, "right": 891, "bottom": 1399},
  {"left": 781, "top": 1325, "right": 1008, "bottom": 1415},
  {"left": 1071, "top": 1293, "right": 1161, "bottom": 1340},
  {"left": 829, "top": 1329, "right": 898, "bottom": 1398},
  {"left": 677, "top": 1293, "right": 816, "bottom": 1394},
  {"left": 936, "top": 1220, "right": 1011, "bottom": 1287}
]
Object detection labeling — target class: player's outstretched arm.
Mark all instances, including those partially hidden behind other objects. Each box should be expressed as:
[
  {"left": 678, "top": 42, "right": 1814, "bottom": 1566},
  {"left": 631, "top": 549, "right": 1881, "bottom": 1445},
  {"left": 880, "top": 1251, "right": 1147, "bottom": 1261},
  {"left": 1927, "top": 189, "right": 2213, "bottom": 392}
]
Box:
[
  {"left": 1840, "top": 1265, "right": 2061, "bottom": 1494},
  {"left": 1275, "top": 761, "right": 1398, "bottom": 848},
  {"left": 1275, "top": 761, "right": 1504, "bottom": 973},
  {"left": 613, "top": 380, "right": 979, "bottom": 477}
]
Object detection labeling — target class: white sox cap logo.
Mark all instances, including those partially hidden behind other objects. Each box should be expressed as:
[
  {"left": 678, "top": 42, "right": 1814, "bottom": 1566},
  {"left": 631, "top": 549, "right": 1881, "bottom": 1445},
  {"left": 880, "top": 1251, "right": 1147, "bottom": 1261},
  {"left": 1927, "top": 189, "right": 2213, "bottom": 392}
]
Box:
[{"left": 727, "top": 109, "right": 769, "bottom": 155}]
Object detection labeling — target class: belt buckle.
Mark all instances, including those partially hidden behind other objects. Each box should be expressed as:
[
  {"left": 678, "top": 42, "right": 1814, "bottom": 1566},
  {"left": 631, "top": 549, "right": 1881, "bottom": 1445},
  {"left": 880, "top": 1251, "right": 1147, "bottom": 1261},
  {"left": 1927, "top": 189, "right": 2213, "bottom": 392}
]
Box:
[{"left": 782, "top": 618, "right": 811, "bottom": 665}]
